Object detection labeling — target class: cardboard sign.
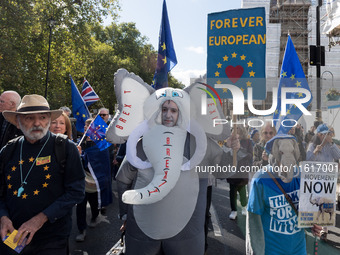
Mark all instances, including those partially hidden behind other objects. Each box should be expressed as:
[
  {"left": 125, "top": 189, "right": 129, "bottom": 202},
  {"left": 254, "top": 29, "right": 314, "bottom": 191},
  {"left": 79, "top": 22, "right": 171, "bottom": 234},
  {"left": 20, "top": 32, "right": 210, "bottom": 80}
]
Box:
[{"left": 298, "top": 161, "right": 338, "bottom": 227}]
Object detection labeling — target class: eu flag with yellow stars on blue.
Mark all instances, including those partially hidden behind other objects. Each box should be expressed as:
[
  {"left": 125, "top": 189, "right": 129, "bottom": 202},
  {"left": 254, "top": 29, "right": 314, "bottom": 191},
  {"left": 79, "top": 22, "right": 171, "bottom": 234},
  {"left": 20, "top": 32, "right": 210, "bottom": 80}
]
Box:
[
  {"left": 272, "top": 35, "right": 312, "bottom": 135},
  {"left": 70, "top": 75, "right": 90, "bottom": 133},
  {"left": 152, "top": 0, "right": 177, "bottom": 90},
  {"left": 86, "top": 115, "right": 112, "bottom": 151}
]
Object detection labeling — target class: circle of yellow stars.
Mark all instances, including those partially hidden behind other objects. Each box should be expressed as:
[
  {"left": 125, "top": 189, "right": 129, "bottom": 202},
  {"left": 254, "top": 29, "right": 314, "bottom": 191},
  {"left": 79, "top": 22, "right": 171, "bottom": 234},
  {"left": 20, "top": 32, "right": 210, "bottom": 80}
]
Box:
[
  {"left": 274, "top": 70, "right": 305, "bottom": 116},
  {"left": 214, "top": 51, "right": 255, "bottom": 94},
  {"left": 7, "top": 157, "right": 52, "bottom": 199}
]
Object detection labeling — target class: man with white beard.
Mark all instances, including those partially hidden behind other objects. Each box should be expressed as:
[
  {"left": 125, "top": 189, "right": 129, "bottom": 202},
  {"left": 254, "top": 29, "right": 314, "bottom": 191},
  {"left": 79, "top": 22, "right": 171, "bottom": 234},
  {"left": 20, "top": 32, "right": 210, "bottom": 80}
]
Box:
[{"left": 0, "top": 94, "right": 85, "bottom": 255}]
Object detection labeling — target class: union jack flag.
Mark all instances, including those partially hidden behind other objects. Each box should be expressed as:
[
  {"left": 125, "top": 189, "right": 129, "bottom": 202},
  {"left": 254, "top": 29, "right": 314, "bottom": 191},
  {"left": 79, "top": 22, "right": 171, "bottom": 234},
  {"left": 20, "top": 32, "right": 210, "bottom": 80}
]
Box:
[{"left": 81, "top": 79, "right": 99, "bottom": 106}]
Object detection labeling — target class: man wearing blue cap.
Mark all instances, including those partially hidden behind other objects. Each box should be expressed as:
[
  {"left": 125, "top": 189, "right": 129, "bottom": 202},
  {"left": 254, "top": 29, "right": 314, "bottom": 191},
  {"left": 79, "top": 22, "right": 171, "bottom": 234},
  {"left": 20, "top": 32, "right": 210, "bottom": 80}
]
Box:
[{"left": 306, "top": 123, "right": 340, "bottom": 162}]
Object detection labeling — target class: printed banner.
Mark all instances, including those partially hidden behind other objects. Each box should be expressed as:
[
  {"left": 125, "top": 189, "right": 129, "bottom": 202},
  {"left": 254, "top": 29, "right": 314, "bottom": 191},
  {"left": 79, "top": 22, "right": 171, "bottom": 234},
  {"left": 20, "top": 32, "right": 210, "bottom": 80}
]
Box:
[
  {"left": 207, "top": 7, "right": 266, "bottom": 99},
  {"left": 298, "top": 161, "right": 338, "bottom": 228}
]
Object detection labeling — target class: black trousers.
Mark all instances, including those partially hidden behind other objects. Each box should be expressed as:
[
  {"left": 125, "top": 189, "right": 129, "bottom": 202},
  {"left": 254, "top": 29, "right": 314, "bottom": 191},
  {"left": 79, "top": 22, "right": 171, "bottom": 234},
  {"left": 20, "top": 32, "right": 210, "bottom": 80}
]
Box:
[{"left": 76, "top": 191, "right": 99, "bottom": 232}]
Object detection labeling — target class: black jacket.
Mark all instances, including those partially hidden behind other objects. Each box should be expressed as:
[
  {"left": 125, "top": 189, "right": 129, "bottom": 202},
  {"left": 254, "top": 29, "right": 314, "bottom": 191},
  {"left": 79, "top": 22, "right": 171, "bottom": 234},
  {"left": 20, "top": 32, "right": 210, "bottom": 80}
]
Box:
[{"left": 0, "top": 114, "right": 22, "bottom": 149}]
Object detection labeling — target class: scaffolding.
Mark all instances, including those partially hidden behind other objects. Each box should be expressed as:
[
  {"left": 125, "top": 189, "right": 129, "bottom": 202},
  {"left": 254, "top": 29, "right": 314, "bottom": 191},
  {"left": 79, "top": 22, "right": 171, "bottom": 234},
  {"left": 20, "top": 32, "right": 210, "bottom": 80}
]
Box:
[{"left": 269, "top": 0, "right": 312, "bottom": 75}]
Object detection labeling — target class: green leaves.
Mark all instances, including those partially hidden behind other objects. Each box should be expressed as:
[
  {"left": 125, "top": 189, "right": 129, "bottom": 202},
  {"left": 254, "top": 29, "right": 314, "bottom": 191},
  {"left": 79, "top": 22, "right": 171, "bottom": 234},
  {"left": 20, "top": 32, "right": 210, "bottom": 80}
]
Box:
[{"left": 0, "top": 0, "right": 182, "bottom": 114}]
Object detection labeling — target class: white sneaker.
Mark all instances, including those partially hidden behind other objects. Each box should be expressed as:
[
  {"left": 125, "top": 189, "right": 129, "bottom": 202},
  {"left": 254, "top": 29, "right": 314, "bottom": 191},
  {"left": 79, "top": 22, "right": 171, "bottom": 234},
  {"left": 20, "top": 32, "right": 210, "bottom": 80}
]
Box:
[
  {"left": 75, "top": 230, "right": 86, "bottom": 242},
  {"left": 229, "top": 211, "right": 237, "bottom": 220}
]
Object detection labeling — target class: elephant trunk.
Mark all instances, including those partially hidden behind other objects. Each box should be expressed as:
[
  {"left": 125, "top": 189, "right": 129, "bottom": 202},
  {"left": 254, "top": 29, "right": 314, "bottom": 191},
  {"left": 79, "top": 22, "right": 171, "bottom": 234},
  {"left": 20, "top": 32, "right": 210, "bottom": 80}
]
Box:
[{"left": 122, "top": 124, "right": 187, "bottom": 205}]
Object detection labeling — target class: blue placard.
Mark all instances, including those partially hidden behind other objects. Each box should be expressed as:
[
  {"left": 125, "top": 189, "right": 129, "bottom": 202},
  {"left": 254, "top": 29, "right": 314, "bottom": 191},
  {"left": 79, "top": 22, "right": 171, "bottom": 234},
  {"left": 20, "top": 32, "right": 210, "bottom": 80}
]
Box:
[{"left": 207, "top": 7, "right": 266, "bottom": 99}]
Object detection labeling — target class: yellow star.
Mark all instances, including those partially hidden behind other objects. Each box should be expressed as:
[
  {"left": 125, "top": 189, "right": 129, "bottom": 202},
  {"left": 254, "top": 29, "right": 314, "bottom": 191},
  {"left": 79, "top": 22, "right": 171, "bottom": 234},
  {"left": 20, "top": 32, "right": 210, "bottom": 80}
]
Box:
[
  {"left": 13, "top": 190, "right": 18, "bottom": 196},
  {"left": 298, "top": 92, "right": 303, "bottom": 97},
  {"left": 223, "top": 55, "right": 229, "bottom": 61},
  {"left": 231, "top": 52, "right": 237, "bottom": 58},
  {"left": 42, "top": 182, "right": 48, "bottom": 188},
  {"left": 287, "top": 109, "right": 291, "bottom": 114},
  {"left": 7, "top": 175, "right": 11, "bottom": 180},
  {"left": 43, "top": 165, "right": 49, "bottom": 171},
  {"left": 29, "top": 157, "right": 34, "bottom": 162},
  {"left": 293, "top": 105, "right": 297, "bottom": 108},
  {"left": 162, "top": 56, "right": 167, "bottom": 65},
  {"left": 33, "top": 189, "right": 40, "bottom": 195},
  {"left": 240, "top": 87, "right": 245, "bottom": 93},
  {"left": 22, "top": 193, "right": 28, "bottom": 199},
  {"left": 275, "top": 109, "right": 279, "bottom": 114},
  {"left": 215, "top": 71, "right": 220, "bottom": 77},
  {"left": 46, "top": 174, "right": 51, "bottom": 179},
  {"left": 246, "top": 81, "right": 252, "bottom": 87},
  {"left": 223, "top": 88, "right": 228, "bottom": 93},
  {"left": 161, "top": 42, "right": 166, "bottom": 51},
  {"left": 240, "top": 55, "right": 246, "bottom": 60},
  {"left": 8, "top": 184, "right": 12, "bottom": 189},
  {"left": 82, "top": 114, "right": 85, "bottom": 118},
  {"left": 249, "top": 71, "right": 255, "bottom": 77},
  {"left": 11, "top": 166, "right": 16, "bottom": 171},
  {"left": 247, "top": 61, "right": 253, "bottom": 67},
  {"left": 217, "top": 63, "right": 222, "bottom": 68},
  {"left": 216, "top": 80, "right": 222, "bottom": 84},
  {"left": 76, "top": 112, "right": 80, "bottom": 116},
  {"left": 290, "top": 74, "right": 295, "bottom": 80},
  {"left": 295, "top": 81, "right": 301, "bottom": 87},
  {"left": 19, "top": 160, "right": 24, "bottom": 165},
  {"left": 281, "top": 71, "right": 287, "bottom": 78}
]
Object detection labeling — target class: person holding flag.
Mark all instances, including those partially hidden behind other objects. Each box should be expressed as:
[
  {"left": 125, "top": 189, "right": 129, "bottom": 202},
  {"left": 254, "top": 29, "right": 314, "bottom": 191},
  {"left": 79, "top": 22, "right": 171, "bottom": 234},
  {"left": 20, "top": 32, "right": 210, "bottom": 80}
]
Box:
[
  {"left": 246, "top": 36, "right": 322, "bottom": 255},
  {"left": 75, "top": 117, "right": 112, "bottom": 242}
]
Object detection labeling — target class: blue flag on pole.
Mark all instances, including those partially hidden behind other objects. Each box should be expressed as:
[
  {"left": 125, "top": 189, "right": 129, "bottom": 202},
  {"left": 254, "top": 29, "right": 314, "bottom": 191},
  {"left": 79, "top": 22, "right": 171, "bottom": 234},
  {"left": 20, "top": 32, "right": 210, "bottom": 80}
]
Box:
[
  {"left": 207, "top": 7, "right": 266, "bottom": 99},
  {"left": 83, "top": 145, "right": 112, "bottom": 208},
  {"left": 86, "top": 115, "right": 112, "bottom": 151},
  {"left": 272, "top": 35, "right": 312, "bottom": 135},
  {"left": 265, "top": 36, "right": 312, "bottom": 153},
  {"left": 152, "top": 0, "right": 177, "bottom": 90},
  {"left": 70, "top": 75, "right": 90, "bottom": 133}
]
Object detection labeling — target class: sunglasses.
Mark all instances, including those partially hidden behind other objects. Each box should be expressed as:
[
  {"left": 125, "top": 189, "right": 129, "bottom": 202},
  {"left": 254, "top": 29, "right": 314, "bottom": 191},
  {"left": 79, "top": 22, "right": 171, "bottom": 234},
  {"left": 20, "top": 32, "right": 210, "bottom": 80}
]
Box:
[
  {"left": 263, "top": 131, "right": 274, "bottom": 135},
  {"left": 99, "top": 114, "right": 108, "bottom": 117}
]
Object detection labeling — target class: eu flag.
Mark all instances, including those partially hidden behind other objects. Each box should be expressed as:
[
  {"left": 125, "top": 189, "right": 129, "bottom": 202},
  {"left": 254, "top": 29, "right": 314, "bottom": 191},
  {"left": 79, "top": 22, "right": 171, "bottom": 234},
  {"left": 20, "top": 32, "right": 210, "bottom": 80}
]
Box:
[
  {"left": 86, "top": 115, "right": 112, "bottom": 151},
  {"left": 273, "top": 35, "right": 313, "bottom": 135},
  {"left": 70, "top": 75, "right": 90, "bottom": 133},
  {"left": 152, "top": 0, "right": 177, "bottom": 90},
  {"left": 83, "top": 145, "right": 113, "bottom": 207}
]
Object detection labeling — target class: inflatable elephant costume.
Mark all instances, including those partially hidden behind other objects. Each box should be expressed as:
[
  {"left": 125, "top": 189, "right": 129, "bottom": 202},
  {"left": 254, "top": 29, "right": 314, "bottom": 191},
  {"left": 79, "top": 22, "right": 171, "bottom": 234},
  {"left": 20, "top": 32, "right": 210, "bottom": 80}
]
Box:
[{"left": 106, "top": 69, "right": 235, "bottom": 255}]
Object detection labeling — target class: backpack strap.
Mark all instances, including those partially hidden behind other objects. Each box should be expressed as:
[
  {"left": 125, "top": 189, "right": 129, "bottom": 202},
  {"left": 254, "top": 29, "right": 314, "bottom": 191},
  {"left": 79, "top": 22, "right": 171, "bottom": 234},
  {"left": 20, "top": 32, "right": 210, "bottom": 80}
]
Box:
[
  {"left": 54, "top": 133, "right": 68, "bottom": 174},
  {"left": 267, "top": 171, "right": 299, "bottom": 216}
]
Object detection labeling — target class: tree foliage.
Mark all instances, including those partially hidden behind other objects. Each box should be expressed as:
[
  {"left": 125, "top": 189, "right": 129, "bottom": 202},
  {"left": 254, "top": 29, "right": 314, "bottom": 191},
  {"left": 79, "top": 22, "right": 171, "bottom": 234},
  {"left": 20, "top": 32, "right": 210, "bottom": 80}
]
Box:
[{"left": 0, "top": 0, "right": 183, "bottom": 114}]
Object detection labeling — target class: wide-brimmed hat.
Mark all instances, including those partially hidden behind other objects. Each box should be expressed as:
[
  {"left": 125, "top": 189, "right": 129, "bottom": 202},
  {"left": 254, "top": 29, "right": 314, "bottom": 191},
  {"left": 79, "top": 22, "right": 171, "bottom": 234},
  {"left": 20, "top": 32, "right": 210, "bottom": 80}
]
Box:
[{"left": 3, "top": 94, "right": 63, "bottom": 126}]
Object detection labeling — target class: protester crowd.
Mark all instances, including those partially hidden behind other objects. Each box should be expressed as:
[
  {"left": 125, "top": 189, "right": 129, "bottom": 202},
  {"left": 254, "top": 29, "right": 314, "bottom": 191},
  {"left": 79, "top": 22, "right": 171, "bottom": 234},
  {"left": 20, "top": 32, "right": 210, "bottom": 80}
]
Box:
[{"left": 0, "top": 89, "right": 339, "bottom": 255}]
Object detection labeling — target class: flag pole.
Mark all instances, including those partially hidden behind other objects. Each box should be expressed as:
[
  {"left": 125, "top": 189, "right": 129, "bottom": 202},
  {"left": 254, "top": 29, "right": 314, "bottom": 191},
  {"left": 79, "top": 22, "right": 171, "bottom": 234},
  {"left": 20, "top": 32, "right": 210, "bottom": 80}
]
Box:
[{"left": 232, "top": 114, "right": 237, "bottom": 166}]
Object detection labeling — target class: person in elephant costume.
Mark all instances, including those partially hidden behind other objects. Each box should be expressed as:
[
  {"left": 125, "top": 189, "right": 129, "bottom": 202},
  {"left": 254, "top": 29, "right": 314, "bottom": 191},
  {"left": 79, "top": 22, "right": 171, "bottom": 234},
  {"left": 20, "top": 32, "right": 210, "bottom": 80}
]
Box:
[
  {"left": 106, "top": 69, "right": 240, "bottom": 255},
  {"left": 246, "top": 134, "right": 324, "bottom": 255}
]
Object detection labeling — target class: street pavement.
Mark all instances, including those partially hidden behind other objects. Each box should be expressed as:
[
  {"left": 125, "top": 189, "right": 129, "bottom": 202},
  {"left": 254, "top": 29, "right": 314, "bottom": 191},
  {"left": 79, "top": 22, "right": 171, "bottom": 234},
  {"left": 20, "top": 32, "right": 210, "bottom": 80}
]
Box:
[{"left": 68, "top": 179, "right": 340, "bottom": 255}]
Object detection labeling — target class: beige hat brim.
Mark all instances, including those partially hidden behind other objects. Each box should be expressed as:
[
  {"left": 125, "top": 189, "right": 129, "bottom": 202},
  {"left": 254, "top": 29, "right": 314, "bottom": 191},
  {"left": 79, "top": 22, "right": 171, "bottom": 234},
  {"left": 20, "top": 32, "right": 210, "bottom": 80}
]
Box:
[{"left": 3, "top": 110, "right": 63, "bottom": 126}]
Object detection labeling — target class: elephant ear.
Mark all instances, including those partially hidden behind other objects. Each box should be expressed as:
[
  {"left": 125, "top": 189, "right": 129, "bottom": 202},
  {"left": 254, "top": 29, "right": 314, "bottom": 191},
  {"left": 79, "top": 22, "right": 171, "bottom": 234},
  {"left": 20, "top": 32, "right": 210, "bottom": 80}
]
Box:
[
  {"left": 106, "top": 68, "right": 155, "bottom": 144},
  {"left": 184, "top": 80, "right": 230, "bottom": 141}
]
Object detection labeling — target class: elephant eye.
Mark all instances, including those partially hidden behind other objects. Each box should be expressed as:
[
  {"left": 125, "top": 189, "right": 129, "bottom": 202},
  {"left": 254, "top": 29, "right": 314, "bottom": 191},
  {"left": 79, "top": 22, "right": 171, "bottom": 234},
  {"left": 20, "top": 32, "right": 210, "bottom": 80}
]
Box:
[
  {"left": 172, "top": 91, "right": 183, "bottom": 98},
  {"left": 156, "top": 92, "right": 167, "bottom": 100}
]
